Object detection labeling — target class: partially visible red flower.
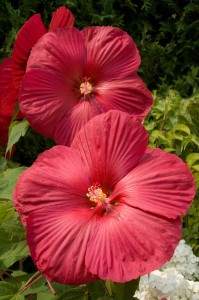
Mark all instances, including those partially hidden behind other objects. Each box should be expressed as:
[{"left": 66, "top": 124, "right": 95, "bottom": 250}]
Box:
[
  {"left": 0, "top": 57, "right": 18, "bottom": 148},
  {"left": 0, "top": 6, "right": 74, "bottom": 149},
  {"left": 13, "top": 110, "right": 195, "bottom": 284},
  {"left": 12, "top": 6, "right": 74, "bottom": 90},
  {"left": 18, "top": 26, "right": 153, "bottom": 145}
]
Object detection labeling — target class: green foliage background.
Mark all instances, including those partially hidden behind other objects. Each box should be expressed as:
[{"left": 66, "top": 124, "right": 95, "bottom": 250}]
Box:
[
  {"left": 0, "top": 0, "right": 199, "bottom": 299},
  {"left": 0, "top": 0, "right": 199, "bottom": 96}
]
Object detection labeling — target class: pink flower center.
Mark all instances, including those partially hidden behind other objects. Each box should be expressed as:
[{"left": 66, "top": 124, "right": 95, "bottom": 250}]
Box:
[
  {"left": 87, "top": 184, "right": 108, "bottom": 206},
  {"left": 80, "top": 77, "right": 92, "bottom": 95}
]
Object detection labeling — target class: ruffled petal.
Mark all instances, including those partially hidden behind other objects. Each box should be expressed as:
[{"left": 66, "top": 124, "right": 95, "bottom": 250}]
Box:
[
  {"left": 12, "top": 14, "right": 47, "bottom": 89},
  {"left": 19, "top": 68, "right": 76, "bottom": 138},
  {"left": 49, "top": 6, "right": 74, "bottom": 30},
  {"left": 112, "top": 148, "right": 195, "bottom": 219},
  {"left": 26, "top": 28, "right": 86, "bottom": 79},
  {"left": 95, "top": 75, "right": 153, "bottom": 121},
  {"left": 13, "top": 146, "right": 91, "bottom": 226},
  {"left": 71, "top": 110, "right": 148, "bottom": 191},
  {"left": 86, "top": 204, "right": 182, "bottom": 282},
  {"left": 0, "top": 57, "right": 18, "bottom": 148},
  {"left": 81, "top": 26, "right": 140, "bottom": 81},
  {"left": 27, "top": 206, "right": 99, "bottom": 284}
]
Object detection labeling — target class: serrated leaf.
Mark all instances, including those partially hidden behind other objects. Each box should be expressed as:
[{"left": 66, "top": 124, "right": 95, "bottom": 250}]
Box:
[
  {"left": 174, "top": 124, "right": 191, "bottom": 135},
  {"left": 0, "top": 201, "right": 15, "bottom": 223},
  {"left": 0, "top": 221, "right": 29, "bottom": 269},
  {"left": 0, "top": 237, "right": 29, "bottom": 269},
  {"left": 6, "top": 120, "right": 29, "bottom": 153},
  {"left": 0, "top": 166, "right": 27, "bottom": 200},
  {"left": 0, "top": 281, "right": 24, "bottom": 300}
]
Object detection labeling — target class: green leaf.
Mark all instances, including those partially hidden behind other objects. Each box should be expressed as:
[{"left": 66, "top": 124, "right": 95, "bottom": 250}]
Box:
[
  {"left": 97, "top": 297, "right": 113, "bottom": 300},
  {"left": 6, "top": 120, "right": 29, "bottom": 153},
  {"left": 0, "top": 215, "right": 29, "bottom": 269},
  {"left": 58, "top": 287, "right": 87, "bottom": 300},
  {"left": 164, "top": 147, "right": 176, "bottom": 153},
  {"left": 0, "top": 157, "right": 7, "bottom": 172},
  {"left": 37, "top": 293, "right": 58, "bottom": 300},
  {"left": 192, "top": 164, "right": 199, "bottom": 171},
  {"left": 113, "top": 279, "right": 140, "bottom": 300},
  {"left": 105, "top": 280, "right": 114, "bottom": 296},
  {"left": 0, "top": 281, "right": 24, "bottom": 300},
  {"left": 0, "top": 201, "right": 15, "bottom": 223},
  {"left": 193, "top": 172, "right": 199, "bottom": 182},
  {"left": 174, "top": 124, "right": 191, "bottom": 135},
  {"left": 0, "top": 166, "right": 27, "bottom": 200},
  {"left": 0, "top": 233, "right": 29, "bottom": 269},
  {"left": 186, "top": 153, "right": 199, "bottom": 167},
  {"left": 167, "top": 133, "right": 183, "bottom": 141}
]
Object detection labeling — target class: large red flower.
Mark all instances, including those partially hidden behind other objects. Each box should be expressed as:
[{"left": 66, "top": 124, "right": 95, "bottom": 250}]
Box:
[
  {"left": 18, "top": 26, "right": 153, "bottom": 145},
  {"left": 13, "top": 110, "right": 195, "bottom": 284},
  {"left": 0, "top": 6, "right": 74, "bottom": 148}
]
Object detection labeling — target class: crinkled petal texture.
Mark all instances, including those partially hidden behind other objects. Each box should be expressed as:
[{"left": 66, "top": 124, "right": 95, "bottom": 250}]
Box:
[
  {"left": 19, "top": 26, "right": 153, "bottom": 145},
  {"left": 13, "top": 111, "right": 195, "bottom": 284},
  {"left": 0, "top": 57, "right": 18, "bottom": 148}
]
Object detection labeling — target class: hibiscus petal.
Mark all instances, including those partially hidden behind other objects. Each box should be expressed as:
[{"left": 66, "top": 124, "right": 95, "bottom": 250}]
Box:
[
  {"left": 86, "top": 204, "right": 182, "bottom": 282},
  {"left": 71, "top": 110, "right": 148, "bottom": 191},
  {"left": 49, "top": 6, "right": 74, "bottom": 30},
  {"left": 54, "top": 97, "right": 103, "bottom": 145},
  {"left": 95, "top": 75, "right": 153, "bottom": 120},
  {"left": 19, "top": 68, "right": 76, "bottom": 138},
  {"left": 26, "top": 28, "right": 86, "bottom": 79},
  {"left": 12, "top": 14, "right": 47, "bottom": 90},
  {"left": 112, "top": 148, "right": 195, "bottom": 219},
  {"left": 13, "top": 146, "right": 91, "bottom": 226},
  {"left": 0, "top": 57, "right": 18, "bottom": 148},
  {"left": 27, "top": 206, "right": 99, "bottom": 284},
  {"left": 81, "top": 26, "right": 140, "bottom": 81}
]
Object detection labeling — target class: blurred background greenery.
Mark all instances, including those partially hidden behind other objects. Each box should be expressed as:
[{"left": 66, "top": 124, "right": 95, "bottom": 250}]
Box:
[{"left": 0, "top": 0, "right": 198, "bottom": 97}]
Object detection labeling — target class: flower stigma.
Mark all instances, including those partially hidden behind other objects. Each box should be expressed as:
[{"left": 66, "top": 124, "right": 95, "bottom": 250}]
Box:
[
  {"left": 87, "top": 183, "right": 109, "bottom": 206},
  {"left": 80, "top": 76, "right": 92, "bottom": 96}
]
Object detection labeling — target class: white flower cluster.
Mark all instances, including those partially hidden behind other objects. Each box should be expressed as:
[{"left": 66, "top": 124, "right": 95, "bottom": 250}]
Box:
[
  {"left": 163, "top": 240, "right": 199, "bottom": 280},
  {"left": 134, "top": 240, "right": 199, "bottom": 300}
]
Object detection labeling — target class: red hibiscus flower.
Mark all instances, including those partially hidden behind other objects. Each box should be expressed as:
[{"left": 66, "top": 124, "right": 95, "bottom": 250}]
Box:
[
  {"left": 13, "top": 110, "right": 195, "bottom": 284},
  {"left": 18, "top": 26, "right": 153, "bottom": 145},
  {"left": 0, "top": 57, "right": 18, "bottom": 148},
  {"left": 0, "top": 6, "right": 74, "bottom": 149}
]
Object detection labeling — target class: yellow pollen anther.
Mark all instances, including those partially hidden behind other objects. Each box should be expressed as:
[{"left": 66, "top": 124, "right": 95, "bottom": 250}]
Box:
[
  {"left": 80, "top": 77, "right": 92, "bottom": 95},
  {"left": 87, "top": 185, "right": 108, "bottom": 205}
]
